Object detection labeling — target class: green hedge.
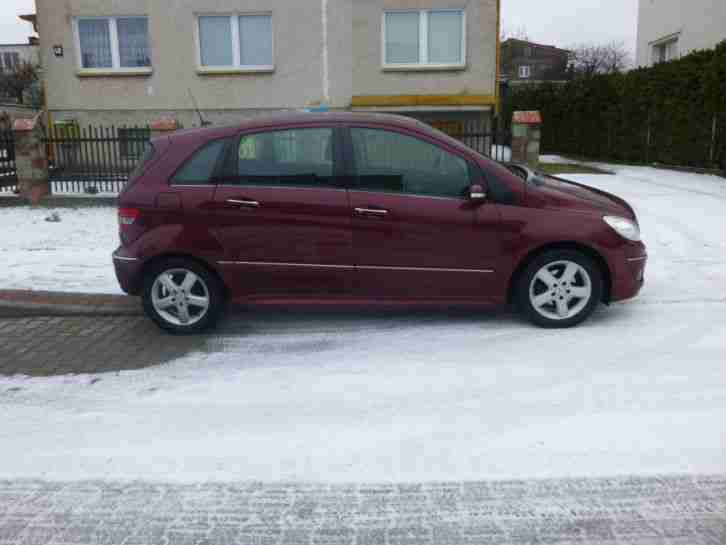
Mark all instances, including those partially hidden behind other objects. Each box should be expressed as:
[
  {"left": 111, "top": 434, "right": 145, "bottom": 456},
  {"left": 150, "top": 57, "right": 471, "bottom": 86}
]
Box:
[{"left": 507, "top": 41, "right": 726, "bottom": 168}]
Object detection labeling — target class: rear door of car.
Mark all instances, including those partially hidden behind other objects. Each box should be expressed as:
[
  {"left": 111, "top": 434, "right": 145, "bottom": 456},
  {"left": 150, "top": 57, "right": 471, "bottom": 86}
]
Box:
[{"left": 212, "top": 124, "right": 354, "bottom": 298}]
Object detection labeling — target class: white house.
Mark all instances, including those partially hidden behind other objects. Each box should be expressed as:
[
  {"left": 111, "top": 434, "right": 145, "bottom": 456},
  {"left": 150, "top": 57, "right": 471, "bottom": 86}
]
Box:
[{"left": 636, "top": 0, "right": 726, "bottom": 66}]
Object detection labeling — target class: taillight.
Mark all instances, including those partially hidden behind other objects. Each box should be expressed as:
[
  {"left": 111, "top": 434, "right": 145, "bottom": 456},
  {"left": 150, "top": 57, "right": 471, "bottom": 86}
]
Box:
[
  {"left": 118, "top": 207, "right": 143, "bottom": 246},
  {"left": 118, "top": 207, "right": 140, "bottom": 227}
]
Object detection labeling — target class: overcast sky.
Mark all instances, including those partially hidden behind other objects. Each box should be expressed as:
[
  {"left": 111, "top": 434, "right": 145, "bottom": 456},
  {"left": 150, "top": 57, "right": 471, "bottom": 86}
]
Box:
[
  {"left": 502, "top": 0, "right": 638, "bottom": 54},
  {"left": 0, "top": 0, "right": 638, "bottom": 52}
]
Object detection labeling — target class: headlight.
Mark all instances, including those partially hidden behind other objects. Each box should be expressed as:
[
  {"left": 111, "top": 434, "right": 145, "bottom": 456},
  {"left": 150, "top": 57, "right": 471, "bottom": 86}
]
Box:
[{"left": 603, "top": 216, "right": 641, "bottom": 242}]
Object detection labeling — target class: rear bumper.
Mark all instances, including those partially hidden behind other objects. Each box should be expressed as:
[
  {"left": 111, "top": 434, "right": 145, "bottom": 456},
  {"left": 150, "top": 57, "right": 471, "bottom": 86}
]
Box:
[
  {"left": 112, "top": 249, "right": 143, "bottom": 296},
  {"left": 609, "top": 244, "right": 647, "bottom": 302}
]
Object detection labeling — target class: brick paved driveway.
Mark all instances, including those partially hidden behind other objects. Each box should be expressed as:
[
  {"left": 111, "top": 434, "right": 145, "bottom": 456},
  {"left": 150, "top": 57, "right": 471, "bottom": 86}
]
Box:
[{"left": 0, "top": 316, "right": 213, "bottom": 376}]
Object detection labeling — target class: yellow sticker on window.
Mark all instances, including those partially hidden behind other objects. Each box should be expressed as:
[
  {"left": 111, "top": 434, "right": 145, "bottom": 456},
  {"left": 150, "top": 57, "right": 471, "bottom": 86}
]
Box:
[{"left": 239, "top": 137, "right": 257, "bottom": 160}]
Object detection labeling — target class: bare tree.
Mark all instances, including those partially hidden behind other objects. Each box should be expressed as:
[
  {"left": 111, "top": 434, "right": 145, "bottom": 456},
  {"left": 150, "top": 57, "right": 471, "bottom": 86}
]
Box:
[
  {"left": 0, "top": 62, "right": 38, "bottom": 105},
  {"left": 569, "top": 41, "right": 632, "bottom": 76}
]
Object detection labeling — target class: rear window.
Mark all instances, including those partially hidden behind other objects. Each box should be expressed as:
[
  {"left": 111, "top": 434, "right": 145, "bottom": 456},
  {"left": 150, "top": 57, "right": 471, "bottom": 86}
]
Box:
[
  {"left": 171, "top": 139, "right": 228, "bottom": 185},
  {"left": 127, "top": 142, "right": 155, "bottom": 181}
]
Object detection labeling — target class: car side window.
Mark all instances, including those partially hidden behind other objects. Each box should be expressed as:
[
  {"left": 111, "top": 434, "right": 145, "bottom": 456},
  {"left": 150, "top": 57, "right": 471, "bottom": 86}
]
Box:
[
  {"left": 230, "top": 128, "right": 336, "bottom": 187},
  {"left": 171, "top": 139, "right": 228, "bottom": 185},
  {"left": 351, "top": 128, "right": 471, "bottom": 198}
]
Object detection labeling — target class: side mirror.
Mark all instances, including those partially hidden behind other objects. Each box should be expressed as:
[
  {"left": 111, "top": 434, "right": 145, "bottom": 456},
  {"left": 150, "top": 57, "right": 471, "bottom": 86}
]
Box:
[{"left": 469, "top": 184, "right": 487, "bottom": 203}]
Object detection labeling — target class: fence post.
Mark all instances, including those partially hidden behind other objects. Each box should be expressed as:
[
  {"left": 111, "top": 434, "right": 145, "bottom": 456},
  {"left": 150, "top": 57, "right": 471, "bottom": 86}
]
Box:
[
  {"left": 150, "top": 117, "right": 179, "bottom": 140},
  {"left": 511, "top": 111, "right": 542, "bottom": 167},
  {"left": 13, "top": 112, "right": 49, "bottom": 205}
]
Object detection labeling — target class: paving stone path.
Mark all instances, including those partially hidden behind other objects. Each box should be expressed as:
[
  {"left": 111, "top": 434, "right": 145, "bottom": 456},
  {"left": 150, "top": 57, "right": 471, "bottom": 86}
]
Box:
[
  {"left": 0, "top": 316, "right": 210, "bottom": 376},
  {"left": 0, "top": 476, "right": 724, "bottom": 545}
]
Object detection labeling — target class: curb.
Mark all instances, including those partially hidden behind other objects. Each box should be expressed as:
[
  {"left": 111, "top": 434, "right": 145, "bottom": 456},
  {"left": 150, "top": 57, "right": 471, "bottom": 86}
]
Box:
[
  {"left": 0, "top": 196, "right": 118, "bottom": 208},
  {"left": 0, "top": 290, "right": 141, "bottom": 318}
]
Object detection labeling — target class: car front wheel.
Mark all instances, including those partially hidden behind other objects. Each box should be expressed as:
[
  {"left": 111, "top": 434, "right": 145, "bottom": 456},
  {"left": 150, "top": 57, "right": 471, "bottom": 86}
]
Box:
[
  {"left": 142, "top": 258, "right": 224, "bottom": 334},
  {"left": 516, "top": 250, "right": 603, "bottom": 328}
]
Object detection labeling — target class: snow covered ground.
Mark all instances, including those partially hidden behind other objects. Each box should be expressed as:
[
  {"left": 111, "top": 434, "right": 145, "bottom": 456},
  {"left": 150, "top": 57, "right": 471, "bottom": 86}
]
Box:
[
  {"left": 0, "top": 206, "right": 121, "bottom": 294},
  {"left": 0, "top": 164, "right": 725, "bottom": 484}
]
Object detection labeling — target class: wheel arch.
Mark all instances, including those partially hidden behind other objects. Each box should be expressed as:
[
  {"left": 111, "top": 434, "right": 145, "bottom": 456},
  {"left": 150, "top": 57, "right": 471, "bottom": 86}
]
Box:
[{"left": 506, "top": 241, "right": 612, "bottom": 305}]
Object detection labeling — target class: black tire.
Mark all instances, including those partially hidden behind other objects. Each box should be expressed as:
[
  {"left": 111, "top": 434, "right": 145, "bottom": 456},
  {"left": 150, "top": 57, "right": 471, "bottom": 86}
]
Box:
[
  {"left": 515, "top": 249, "right": 603, "bottom": 329},
  {"left": 142, "top": 258, "right": 225, "bottom": 334}
]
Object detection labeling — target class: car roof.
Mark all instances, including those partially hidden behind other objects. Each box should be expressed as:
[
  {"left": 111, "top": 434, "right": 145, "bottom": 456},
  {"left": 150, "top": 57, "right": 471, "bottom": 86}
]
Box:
[{"left": 166, "top": 111, "right": 434, "bottom": 140}]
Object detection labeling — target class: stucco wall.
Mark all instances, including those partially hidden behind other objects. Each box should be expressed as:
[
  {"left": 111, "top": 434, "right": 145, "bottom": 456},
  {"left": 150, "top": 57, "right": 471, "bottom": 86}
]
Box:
[
  {"left": 37, "top": 0, "right": 497, "bottom": 123},
  {"left": 37, "top": 0, "right": 333, "bottom": 115},
  {"left": 636, "top": 0, "right": 726, "bottom": 66},
  {"left": 352, "top": 0, "right": 497, "bottom": 98}
]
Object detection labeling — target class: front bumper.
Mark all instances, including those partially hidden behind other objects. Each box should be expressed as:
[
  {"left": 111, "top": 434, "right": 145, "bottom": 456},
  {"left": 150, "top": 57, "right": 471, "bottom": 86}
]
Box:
[
  {"left": 112, "top": 249, "right": 143, "bottom": 295},
  {"left": 609, "top": 245, "right": 647, "bottom": 302}
]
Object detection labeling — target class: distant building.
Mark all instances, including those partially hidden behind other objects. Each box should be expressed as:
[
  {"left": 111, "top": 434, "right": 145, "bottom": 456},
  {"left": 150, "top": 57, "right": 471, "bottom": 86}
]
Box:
[
  {"left": 499, "top": 39, "right": 570, "bottom": 86},
  {"left": 636, "top": 0, "right": 726, "bottom": 66}
]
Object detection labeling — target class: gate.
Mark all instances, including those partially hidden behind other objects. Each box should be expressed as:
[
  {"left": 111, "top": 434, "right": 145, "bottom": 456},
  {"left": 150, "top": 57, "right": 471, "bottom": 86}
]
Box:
[
  {"left": 0, "top": 129, "right": 17, "bottom": 193},
  {"left": 453, "top": 130, "right": 512, "bottom": 162},
  {"left": 43, "top": 124, "right": 151, "bottom": 194}
]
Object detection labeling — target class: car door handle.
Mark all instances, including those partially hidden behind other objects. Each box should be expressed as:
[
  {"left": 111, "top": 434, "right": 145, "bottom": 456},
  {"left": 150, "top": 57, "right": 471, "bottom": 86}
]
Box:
[
  {"left": 226, "top": 198, "right": 260, "bottom": 209},
  {"left": 354, "top": 207, "right": 388, "bottom": 217}
]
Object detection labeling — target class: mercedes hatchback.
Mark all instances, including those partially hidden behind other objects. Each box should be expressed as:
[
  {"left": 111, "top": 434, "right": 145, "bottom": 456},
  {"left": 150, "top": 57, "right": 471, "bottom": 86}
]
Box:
[{"left": 113, "top": 112, "right": 647, "bottom": 334}]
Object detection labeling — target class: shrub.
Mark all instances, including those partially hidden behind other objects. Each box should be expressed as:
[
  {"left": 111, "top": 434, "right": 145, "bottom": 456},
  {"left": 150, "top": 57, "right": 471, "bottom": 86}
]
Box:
[{"left": 507, "top": 40, "right": 726, "bottom": 168}]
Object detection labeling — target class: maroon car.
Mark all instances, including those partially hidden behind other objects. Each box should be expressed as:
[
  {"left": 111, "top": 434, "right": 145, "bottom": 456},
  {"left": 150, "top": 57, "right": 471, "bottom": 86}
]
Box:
[{"left": 113, "top": 112, "right": 646, "bottom": 333}]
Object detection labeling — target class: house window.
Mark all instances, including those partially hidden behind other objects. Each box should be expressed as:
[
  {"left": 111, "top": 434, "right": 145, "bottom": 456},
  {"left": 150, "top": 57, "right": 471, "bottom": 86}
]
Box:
[
  {"left": 524, "top": 46, "right": 532, "bottom": 57},
  {"left": 383, "top": 10, "right": 466, "bottom": 68},
  {"left": 197, "top": 14, "right": 273, "bottom": 71},
  {"left": 519, "top": 65, "right": 531, "bottom": 78},
  {"left": 0, "top": 52, "right": 21, "bottom": 72},
  {"left": 74, "top": 17, "right": 151, "bottom": 71},
  {"left": 652, "top": 38, "right": 678, "bottom": 64}
]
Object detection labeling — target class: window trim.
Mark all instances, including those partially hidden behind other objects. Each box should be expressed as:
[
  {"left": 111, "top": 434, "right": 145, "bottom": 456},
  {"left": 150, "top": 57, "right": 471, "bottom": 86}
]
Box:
[
  {"left": 518, "top": 65, "right": 531, "bottom": 79},
  {"left": 194, "top": 13, "right": 275, "bottom": 75},
  {"left": 650, "top": 35, "right": 679, "bottom": 64},
  {"left": 381, "top": 9, "right": 467, "bottom": 71},
  {"left": 72, "top": 16, "right": 152, "bottom": 76}
]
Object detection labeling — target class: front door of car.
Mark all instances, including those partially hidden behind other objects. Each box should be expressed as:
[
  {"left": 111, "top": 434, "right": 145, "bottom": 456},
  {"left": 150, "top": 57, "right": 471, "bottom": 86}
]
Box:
[
  {"left": 212, "top": 126, "right": 354, "bottom": 298},
  {"left": 347, "top": 126, "right": 502, "bottom": 300}
]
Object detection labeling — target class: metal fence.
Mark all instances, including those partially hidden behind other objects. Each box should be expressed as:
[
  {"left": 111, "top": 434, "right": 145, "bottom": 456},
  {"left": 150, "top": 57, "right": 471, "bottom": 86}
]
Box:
[
  {"left": 0, "top": 129, "right": 17, "bottom": 194},
  {"left": 429, "top": 118, "right": 511, "bottom": 163},
  {"left": 454, "top": 130, "right": 511, "bottom": 162},
  {"left": 43, "top": 124, "right": 151, "bottom": 194}
]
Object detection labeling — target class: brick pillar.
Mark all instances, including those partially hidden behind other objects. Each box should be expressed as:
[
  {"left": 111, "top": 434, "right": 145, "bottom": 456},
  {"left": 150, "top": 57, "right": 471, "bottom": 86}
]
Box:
[
  {"left": 511, "top": 110, "right": 542, "bottom": 167},
  {"left": 13, "top": 113, "right": 49, "bottom": 205},
  {"left": 150, "top": 117, "right": 179, "bottom": 139}
]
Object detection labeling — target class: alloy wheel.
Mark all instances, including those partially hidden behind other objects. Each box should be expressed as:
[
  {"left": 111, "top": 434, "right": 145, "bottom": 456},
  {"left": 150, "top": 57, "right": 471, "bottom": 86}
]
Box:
[
  {"left": 150, "top": 268, "right": 211, "bottom": 327},
  {"left": 528, "top": 260, "right": 593, "bottom": 321}
]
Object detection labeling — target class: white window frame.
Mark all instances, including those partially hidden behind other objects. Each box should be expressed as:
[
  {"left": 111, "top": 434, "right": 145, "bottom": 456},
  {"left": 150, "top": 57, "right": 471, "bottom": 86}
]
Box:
[
  {"left": 72, "top": 16, "right": 152, "bottom": 75},
  {"left": 194, "top": 13, "right": 275, "bottom": 74},
  {"left": 519, "top": 65, "right": 531, "bottom": 79},
  {"left": 381, "top": 9, "right": 466, "bottom": 70},
  {"left": 650, "top": 33, "right": 680, "bottom": 65}
]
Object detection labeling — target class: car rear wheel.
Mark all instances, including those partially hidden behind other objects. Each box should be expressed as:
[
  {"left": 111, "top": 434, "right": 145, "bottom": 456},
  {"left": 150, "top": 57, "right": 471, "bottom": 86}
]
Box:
[
  {"left": 142, "top": 258, "right": 224, "bottom": 334},
  {"left": 516, "top": 250, "right": 603, "bottom": 328}
]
